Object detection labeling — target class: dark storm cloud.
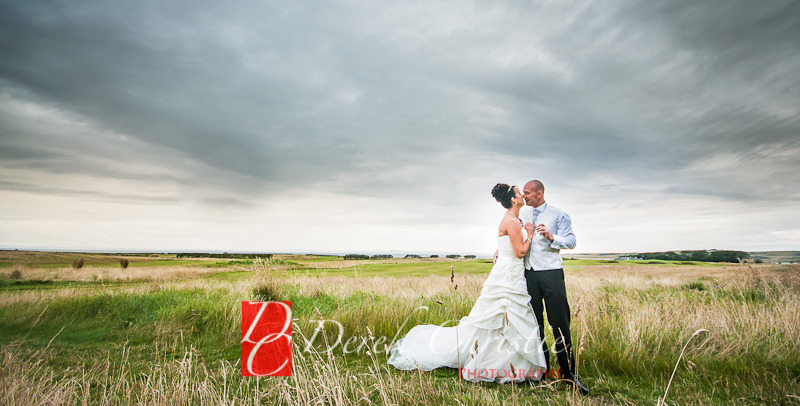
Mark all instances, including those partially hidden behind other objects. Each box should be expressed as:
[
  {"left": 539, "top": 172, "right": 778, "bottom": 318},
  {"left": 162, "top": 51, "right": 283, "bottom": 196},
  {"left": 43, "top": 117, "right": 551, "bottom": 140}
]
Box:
[
  {"left": 0, "top": 142, "right": 63, "bottom": 160},
  {"left": 0, "top": 0, "right": 798, "bottom": 205},
  {"left": 455, "top": 0, "right": 800, "bottom": 201}
]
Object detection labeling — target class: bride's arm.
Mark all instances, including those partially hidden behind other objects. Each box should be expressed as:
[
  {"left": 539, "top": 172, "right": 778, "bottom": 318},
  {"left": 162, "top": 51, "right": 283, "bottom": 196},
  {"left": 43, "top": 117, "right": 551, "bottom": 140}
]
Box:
[{"left": 504, "top": 219, "right": 532, "bottom": 259}]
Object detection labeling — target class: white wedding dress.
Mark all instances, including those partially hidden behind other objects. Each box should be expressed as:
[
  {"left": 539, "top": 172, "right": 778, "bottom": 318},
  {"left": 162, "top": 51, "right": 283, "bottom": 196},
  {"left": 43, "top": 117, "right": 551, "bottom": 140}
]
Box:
[{"left": 388, "top": 228, "right": 547, "bottom": 383}]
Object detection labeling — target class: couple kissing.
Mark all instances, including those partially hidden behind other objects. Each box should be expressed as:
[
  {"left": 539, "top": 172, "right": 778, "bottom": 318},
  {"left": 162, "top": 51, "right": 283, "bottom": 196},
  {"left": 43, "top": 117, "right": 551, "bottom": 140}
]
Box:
[{"left": 388, "top": 180, "right": 588, "bottom": 395}]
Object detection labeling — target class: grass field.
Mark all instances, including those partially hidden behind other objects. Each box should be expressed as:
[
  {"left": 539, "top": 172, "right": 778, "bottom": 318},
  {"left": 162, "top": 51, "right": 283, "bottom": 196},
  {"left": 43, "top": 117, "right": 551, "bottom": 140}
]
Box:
[{"left": 1, "top": 252, "right": 799, "bottom": 405}]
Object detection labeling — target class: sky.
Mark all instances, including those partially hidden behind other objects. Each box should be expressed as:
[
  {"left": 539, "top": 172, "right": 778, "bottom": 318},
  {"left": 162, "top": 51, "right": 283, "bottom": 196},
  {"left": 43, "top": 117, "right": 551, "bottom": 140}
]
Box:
[{"left": 0, "top": 0, "right": 798, "bottom": 255}]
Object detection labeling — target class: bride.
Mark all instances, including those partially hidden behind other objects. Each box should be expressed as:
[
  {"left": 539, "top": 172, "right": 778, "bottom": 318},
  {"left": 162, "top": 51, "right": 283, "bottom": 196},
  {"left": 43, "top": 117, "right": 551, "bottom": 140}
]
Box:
[{"left": 388, "top": 184, "right": 547, "bottom": 383}]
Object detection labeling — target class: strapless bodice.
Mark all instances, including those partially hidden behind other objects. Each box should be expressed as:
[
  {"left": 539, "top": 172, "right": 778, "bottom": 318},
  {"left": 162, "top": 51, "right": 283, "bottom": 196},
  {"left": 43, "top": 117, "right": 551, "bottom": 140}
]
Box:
[
  {"left": 496, "top": 228, "right": 528, "bottom": 262},
  {"left": 487, "top": 229, "right": 527, "bottom": 288}
]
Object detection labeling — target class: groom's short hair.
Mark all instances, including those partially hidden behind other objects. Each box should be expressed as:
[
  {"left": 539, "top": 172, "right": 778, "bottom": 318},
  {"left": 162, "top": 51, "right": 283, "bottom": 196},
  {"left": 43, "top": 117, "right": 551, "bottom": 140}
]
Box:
[{"left": 526, "top": 180, "right": 544, "bottom": 193}]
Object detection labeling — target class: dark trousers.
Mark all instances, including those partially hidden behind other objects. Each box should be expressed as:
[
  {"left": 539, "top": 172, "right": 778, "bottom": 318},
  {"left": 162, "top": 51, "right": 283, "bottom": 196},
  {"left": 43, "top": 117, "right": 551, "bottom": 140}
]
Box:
[{"left": 525, "top": 268, "right": 575, "bottom": 377}]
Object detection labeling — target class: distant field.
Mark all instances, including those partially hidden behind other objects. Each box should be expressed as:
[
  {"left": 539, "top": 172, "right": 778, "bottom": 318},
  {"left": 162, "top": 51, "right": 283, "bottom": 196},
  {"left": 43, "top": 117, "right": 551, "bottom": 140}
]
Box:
[
  {"left": 294, "top": 260, "right": 494, "bottom": 277},
  {"left": 569, "top": 251, "right": 800, "bottom": 264},
  {"left": 563, "top": 258, "right": 725, "bottom": 268},
  {"left": 1, "top": 250, "right": 798, "bottom": 405},
  {"left": 749, "top": 250, "right": 800, "bottom": 263},
  {"left": 0, "top": 250, "right": 208, "bottom": 269},
  {"left": 0, "top": 249, "right": 764, "bottom": 270}
]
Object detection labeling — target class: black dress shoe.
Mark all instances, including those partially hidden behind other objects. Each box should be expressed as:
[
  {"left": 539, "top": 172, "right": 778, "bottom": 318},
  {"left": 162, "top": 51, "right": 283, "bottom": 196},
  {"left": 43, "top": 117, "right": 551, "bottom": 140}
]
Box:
[{"left": 561, "top": 372, "right": 590, "bottom": 395}]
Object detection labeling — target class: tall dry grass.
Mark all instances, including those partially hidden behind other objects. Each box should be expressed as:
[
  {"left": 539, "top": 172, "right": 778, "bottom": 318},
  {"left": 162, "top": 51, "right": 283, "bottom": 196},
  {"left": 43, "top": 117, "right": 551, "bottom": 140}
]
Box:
[
  {"left": 1, "top": 262, "right": 798, "bottom": 405},
  {"left": 1, "top": 331, "right": 543, "bottom": 406},
  {"left": 6, "top": 265, "right": 233, "bottom": 283}
]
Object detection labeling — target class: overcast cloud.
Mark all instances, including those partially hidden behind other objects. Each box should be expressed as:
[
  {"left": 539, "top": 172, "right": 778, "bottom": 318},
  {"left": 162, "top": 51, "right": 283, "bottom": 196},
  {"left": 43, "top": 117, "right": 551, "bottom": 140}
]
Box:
[{"left": 0, "top": 0, "right": 798, "bottom": 254}]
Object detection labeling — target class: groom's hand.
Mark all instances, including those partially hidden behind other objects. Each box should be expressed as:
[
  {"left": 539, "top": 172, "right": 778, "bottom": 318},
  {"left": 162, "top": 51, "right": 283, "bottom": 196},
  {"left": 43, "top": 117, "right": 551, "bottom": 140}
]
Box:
[{"left": 536, "top": 224, "right": 554, "bottom": 242}]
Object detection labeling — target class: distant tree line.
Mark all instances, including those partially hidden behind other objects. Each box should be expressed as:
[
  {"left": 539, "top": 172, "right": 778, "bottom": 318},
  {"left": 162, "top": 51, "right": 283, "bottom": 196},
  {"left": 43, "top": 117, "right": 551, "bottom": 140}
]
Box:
[
  {"left": 633, "top": 250, "right": 749, "bottom": 263},
  {"left": 343, "top": 254, "right": 478, "bottom": 260},
  {"left": 343, "top": 254, "right": 369, "bottom": 260},
  {"left": 174, "top": 253, "right": 273, "bottom": 259},
  {"left": 343, "top": 254, "right": 394, "bottom": 260}
]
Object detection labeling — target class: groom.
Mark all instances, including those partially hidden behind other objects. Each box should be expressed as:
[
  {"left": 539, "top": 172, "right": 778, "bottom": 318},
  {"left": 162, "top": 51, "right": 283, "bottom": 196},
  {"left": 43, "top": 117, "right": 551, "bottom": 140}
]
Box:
[{"left": 519, "top": 180, "right": 589, "bottom": 395}]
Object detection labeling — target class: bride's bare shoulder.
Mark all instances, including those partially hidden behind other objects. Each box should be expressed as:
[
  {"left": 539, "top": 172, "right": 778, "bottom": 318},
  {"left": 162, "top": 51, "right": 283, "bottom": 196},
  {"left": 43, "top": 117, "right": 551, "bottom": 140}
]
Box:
[{"left": 497, "top": 214, "right": 517, "bottom": 236}]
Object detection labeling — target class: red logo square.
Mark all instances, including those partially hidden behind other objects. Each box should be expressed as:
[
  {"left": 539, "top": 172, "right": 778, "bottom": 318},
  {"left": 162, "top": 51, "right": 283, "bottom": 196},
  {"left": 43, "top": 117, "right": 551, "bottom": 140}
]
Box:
[{"left": 241, "top": 301, "right": 292, "bottom": 376}]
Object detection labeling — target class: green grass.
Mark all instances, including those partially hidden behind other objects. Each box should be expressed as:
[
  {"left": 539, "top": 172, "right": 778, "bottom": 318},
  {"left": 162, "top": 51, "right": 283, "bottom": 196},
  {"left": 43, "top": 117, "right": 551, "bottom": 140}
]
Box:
[
  {"left": 304, "top": 260, "right": 493, "bottom": 277},
  {"left": 0, "top": 279, "right": 101, "bottom": 291},
  {"left": 293, "top": 256, "right": 347, "bottom": 263},
  {"left": 0, "top": 287, "right": 242, "bottom": 368},
  {"left": 4, "top": 278, "right": 797, "bottom": 405}
]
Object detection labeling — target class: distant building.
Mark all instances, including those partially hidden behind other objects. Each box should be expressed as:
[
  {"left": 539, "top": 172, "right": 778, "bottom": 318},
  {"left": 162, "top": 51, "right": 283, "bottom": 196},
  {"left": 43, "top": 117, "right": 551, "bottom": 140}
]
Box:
[{"left": 614, "top": 256, "right": 640, "bottom": 261}]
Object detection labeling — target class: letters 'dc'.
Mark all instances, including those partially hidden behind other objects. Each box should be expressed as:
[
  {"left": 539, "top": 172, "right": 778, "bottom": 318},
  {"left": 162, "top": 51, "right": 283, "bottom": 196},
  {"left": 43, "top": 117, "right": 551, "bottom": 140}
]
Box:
[{"left": 241, "top": 301, "right": 292, "bottom": 376}]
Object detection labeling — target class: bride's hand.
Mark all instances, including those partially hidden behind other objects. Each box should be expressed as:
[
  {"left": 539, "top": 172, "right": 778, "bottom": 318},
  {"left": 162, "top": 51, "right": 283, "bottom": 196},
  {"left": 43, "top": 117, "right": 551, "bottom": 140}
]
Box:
[{"left": 524, "top": 222, "right": 535, "bottom": 237}]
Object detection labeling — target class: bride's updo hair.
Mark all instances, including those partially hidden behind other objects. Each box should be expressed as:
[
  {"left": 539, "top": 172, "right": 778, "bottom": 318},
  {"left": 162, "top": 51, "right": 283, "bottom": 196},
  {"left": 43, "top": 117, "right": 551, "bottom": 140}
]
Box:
[{"left": 491, "top": 183, "right": 516, "bottom": 209}]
